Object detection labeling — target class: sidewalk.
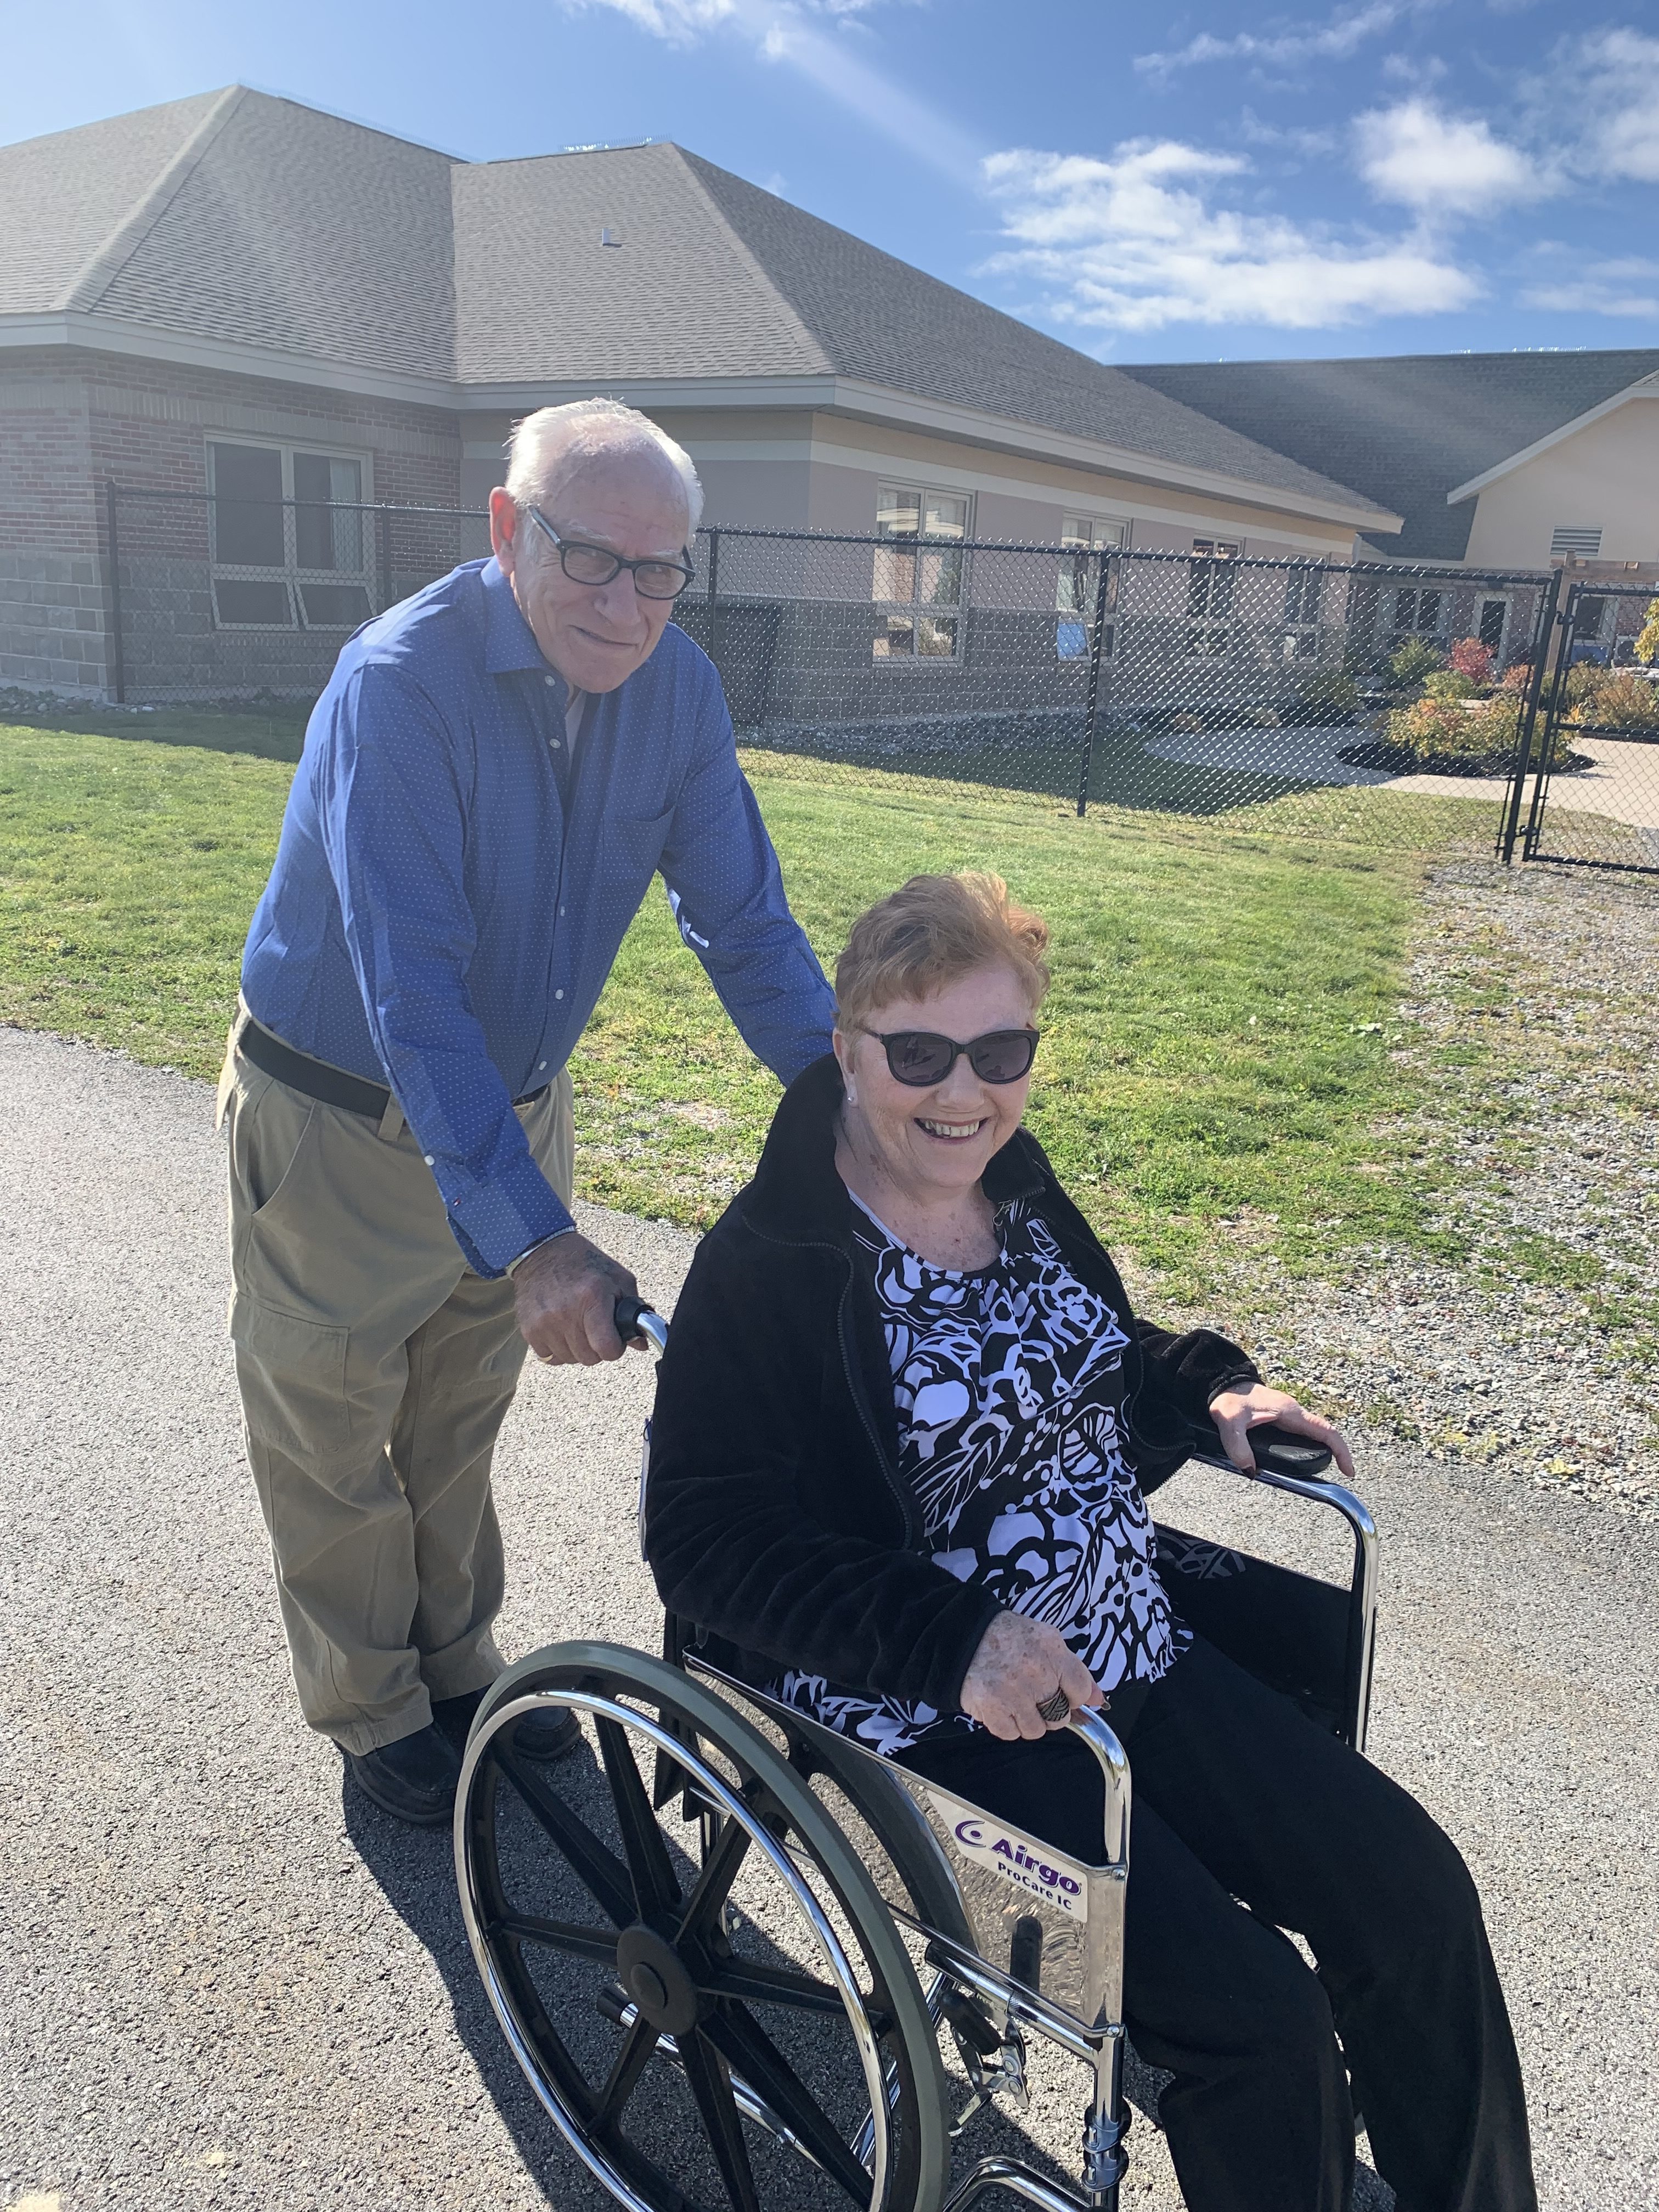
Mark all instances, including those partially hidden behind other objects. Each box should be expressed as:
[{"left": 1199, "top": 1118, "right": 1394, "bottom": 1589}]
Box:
[{"left": 1, "top": 1027, "right": 1652, "bottom": 2211}]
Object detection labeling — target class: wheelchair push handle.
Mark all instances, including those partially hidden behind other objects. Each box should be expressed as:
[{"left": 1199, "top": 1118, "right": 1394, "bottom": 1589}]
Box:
[{"left": 614, "top": 1294, "right": 669, "bottom": 1357}]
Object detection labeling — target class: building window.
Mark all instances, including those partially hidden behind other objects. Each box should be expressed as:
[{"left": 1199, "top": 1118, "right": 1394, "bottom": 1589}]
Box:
[
  {"left": 1057, "top": 516, "right": 1124, "bottom": 661},
  {"left": 208, "top": 439, "right": 374, "bottom": 630},
  {"left": 1477, "top": 596, "right": 1509, "bottom": 655},
  {"left": 1550, "top": 526, "right": 1602, "bottom": 560},
  {"left": 1281, "top": 565, "right": 1324, "bottom": 659},
  {"left": 1389, "top": 586, "right": 1443, "bottom": 646},
  {"left": 1186, "top": 538, "right": 1238, "bottom": 657},
  {"left": 872, "top": 484, "right": 970, "bottom": 659}
]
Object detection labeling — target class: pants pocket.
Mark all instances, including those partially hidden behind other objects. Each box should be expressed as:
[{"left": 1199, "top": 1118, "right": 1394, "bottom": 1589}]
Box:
[{"left": 230, "top": 1294, "right": 352, "bottom": 1458}]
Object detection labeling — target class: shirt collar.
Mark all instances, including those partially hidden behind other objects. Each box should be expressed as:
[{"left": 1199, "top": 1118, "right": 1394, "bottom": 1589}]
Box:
[{"left": 482, "top": 555, "right": 563, "bottom": 690}]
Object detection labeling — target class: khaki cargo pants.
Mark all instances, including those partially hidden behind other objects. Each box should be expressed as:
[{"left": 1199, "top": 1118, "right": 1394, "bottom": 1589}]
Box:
[{"left": 218, "top": 1023, "right": 574, "bottom": 1755}]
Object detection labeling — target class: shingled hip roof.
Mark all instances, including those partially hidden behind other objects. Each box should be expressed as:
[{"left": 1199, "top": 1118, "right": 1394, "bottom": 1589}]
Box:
[{"left": 0, "top": 88, "right": 1392, "bottom": 528}]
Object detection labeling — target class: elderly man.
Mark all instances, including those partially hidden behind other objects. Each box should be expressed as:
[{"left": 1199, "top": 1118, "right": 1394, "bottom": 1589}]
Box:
[{"left": 220, "top": 399, "right": 834, "bottom": 1825}]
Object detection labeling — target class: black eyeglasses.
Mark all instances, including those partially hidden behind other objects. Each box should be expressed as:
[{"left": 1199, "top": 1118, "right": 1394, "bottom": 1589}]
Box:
[
  {"left": 524, "top": 506, "right": 695, "bottom": 600},
  {"left": 865, "top": 1028, "right": 1041, "bottom": 1086}
]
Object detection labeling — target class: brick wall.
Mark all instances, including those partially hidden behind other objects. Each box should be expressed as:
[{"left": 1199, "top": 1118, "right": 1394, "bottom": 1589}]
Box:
[
  {"left": 0, "top": 359, "right": 106, "bottom": 692},
  {"left": 0, "top": 346, "right": 464, "bottom": 698}
]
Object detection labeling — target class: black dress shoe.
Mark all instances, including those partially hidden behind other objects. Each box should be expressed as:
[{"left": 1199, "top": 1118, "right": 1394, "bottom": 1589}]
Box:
[
  {"left": 346, "top": 1723, "right": 461, "bottom": 1827},
  {"left": 433, "top": 1686, "right": 583, "bottom": 1764}
]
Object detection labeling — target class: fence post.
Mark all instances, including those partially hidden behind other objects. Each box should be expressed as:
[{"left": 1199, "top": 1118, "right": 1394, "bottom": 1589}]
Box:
[
  {"left": 1498, "top": 565, "right": 1561, "bottom": 865},
  {"left": 1521, "top": 569, "right": 1575, "bottom": 861},
  {"left": 704, "top": 527, "right": 721, "bottom": 665},
  {"left": 1076, "top": 551, "right": 1112, "bottom": 818},
  {"left": 104, "top": 479, "right": 126, "bottom": 705},
  {"left": 376, "top": 504, "right": 392, "bottom": 613}
]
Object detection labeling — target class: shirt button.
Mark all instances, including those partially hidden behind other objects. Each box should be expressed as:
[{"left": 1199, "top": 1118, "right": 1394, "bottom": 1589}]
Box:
[
  {"left": 555, "top": 989, "right": 564, "bottom": 1000},
  {"left": 544, "top": 674, "right": 556, "bottom": 686},
  {"left": 539, "top": 1060, "right": 548, "bottom": 1070},
  {"left": 422, "top": 1154, "right": 435, "bottom": 1165},
  {"left": 558, "top": 905, "right": 566, "bottom": 916}
]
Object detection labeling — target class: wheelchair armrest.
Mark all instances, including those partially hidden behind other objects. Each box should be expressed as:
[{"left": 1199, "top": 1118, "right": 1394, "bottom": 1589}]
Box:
[
  {"left": 1180, "top": 1415, "right": 1380, "bottom": 1758},
  {"left": 1184, "top": 1412, "right": 1333, "bottom": 1480}
]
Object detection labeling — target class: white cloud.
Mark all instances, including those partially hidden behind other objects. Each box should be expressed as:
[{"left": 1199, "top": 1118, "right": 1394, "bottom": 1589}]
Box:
[
  {"left": 1521, "top": 258, "right": 1659, "bottom": 318},
  {"left": 979, "top": 141, "right": 1479, "bottom": 334},
  {"left": 1239, "top": 108, "right": 1340, "bottom": 156},
  {"left": 1135, "top": 2, "right": 1421, "bottom": 80},
  {"left": 561, "top": 0, "right": 982, "bottom": 178},
  {"left": 1562, "top": 29, "right": 1659, "bottom": 182},
  {"left": 580, "top": 0, "right": 735, "bottom": 38},
  {"left": 1354, "top": 97, "right": 1551, "bottom": 216}
]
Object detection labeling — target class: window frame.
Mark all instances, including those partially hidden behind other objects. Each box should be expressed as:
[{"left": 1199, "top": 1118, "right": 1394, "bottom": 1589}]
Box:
[
  {"left": 1476, "top": 594, "right": 1511, "bottom": 658},
  {"left": 871, "top": 481, "right": 974, "bottom": 665},
  {"left": 1184, "top": 537, "right": 1239, "bottom": 659},
  {"left": 1279, "top": 562, "right": 1327, "bottom": 660},
  {"left": 206, "top": 435, "right": 376, "bottom": 633},
  {"left": 1385, "top": 585, "right": 1446, "bottom": 648},
  {"left": 1056, "top": 515, "right": 1126, "bottom": 662}
]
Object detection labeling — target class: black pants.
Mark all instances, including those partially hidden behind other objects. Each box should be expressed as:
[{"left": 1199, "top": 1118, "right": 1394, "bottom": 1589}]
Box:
[{"left": 900, "top": 1638, "right": 1536, "bottom": 2212}]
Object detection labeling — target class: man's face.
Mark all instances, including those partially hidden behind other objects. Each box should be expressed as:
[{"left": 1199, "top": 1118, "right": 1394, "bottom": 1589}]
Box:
[{"left": 488, "top": 452, "right": 689, "bottom": 694}]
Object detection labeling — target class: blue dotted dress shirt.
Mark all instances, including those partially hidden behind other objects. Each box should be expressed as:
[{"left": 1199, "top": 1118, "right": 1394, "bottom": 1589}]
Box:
[{"left": 241, "top": 557, "right": 836, "bottom": 1275}]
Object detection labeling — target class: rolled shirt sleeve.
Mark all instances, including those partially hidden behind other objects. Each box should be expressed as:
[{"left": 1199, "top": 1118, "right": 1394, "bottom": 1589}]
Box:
[{"left": 317, "top": 663, "right": 572, "bottom": 1274}]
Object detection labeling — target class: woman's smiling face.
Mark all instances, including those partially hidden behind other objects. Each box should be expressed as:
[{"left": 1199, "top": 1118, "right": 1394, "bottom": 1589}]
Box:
[{"left": 834, "top": 962, "right": 1037, "bottom": 1205}]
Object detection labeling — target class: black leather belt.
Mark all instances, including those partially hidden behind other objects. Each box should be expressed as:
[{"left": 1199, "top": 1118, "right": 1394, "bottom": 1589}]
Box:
[{"left": 239, "top": 1016, "right": 549, "bottom": 1121}]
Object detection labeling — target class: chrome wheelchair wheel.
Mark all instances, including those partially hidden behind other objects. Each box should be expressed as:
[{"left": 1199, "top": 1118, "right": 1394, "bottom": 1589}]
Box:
[{"left": 456, "top": 1641, "right": 950, "bottom": 2212}]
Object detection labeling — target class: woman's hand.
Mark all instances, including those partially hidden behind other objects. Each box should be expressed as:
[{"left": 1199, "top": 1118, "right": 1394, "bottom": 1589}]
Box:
[
  {"left": 1208, "top": 1382, "right": 1356, "bottom": 1482},
  {"left": 960, "top": 1611, "right": 1103, "bottom": 1742}
]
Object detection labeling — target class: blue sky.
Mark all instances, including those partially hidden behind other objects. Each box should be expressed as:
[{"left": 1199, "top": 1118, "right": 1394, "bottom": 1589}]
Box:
[{"left": 4, "top": 0, "right": 1658, "bottom": 363}]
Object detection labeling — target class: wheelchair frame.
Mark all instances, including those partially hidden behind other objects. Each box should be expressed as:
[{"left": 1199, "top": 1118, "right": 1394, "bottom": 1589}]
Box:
[{"left": 455, "top": 1311, "right": 1379, "bottom": 2212}]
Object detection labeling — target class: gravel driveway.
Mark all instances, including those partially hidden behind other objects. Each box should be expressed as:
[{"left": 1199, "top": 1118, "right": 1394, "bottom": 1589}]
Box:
[{"left": 2, "top": 1029, "right": 1653, "bottom": 2212}]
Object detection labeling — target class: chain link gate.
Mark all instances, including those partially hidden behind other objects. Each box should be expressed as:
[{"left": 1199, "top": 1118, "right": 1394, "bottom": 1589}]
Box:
[{"left": 1499, "top": 574, "right": 1659, "bottom": 877}]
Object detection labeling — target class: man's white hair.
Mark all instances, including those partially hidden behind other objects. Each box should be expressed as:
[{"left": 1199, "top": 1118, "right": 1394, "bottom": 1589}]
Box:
[{"left": 505, "top": 398, "right": 703, "bottom": 537}]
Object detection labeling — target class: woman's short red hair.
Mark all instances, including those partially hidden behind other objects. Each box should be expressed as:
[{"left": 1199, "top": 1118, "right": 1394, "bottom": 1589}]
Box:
[{"left": 834, "top": 872, "right": 1051, "bottom": 1034}]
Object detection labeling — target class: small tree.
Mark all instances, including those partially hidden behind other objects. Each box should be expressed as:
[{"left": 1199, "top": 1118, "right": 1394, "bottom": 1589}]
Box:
[
  {"left": 1449, "top": 636, "right": 1495, "bottom": 687},
  {"left": 1387, "top": 635, "right": 1443, "bottom": 690},
  {"left": 1634, "top": 597, "right": 1659, "bottom": 665}
]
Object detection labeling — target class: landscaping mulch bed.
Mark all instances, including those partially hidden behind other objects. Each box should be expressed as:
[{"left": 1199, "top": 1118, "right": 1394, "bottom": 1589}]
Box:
[{"left": 1338, "top": 739, "right": 1593, "bottom": 777}]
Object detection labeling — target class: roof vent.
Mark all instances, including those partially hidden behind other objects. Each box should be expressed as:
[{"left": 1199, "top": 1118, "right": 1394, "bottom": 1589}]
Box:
[{"left": 600, "top": 227, "right": 622, "bottom": 248}]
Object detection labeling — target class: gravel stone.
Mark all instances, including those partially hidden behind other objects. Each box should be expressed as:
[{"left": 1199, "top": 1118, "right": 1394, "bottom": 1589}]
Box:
[
  {"left": 2, "top": 1026, "right": 1654, "bottom": 2211},
  {"left": 1134, "top": 861, "right": 1659, "bottom": 1523}
]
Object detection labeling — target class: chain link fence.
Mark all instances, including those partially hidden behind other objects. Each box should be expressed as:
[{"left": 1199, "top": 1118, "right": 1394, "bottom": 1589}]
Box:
[{"left": 97, "top": 488, "right": 1659, "bottom": 867}]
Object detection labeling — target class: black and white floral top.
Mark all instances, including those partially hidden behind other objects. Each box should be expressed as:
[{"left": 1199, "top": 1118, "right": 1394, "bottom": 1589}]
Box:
[{"left": 772, "top": 1193, "right": 1189, "bottom": 1756}]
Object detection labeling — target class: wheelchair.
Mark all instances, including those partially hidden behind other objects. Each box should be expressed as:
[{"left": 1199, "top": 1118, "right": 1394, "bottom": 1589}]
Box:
[{"left": 454, "top": 1297, "right": 1379, "bottom": 2212}]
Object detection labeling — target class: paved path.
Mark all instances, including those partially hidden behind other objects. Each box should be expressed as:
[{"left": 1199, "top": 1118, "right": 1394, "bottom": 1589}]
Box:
[
  {"left": 1147, "top": 721, "right": 1659, "bottom": 834},
  {"left": 1, "top": 1029, "right": 1653, "bottom": 2212}
]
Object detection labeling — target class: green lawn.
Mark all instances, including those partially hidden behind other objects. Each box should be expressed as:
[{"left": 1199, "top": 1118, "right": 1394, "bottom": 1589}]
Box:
[{"left": 0, "top": 710, "right": 1457, "bottom": 1302}]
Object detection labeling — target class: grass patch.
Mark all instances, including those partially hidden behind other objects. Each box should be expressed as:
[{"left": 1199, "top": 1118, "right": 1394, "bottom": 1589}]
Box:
[{"left": 1, "top": 716, "right": 1464, "bottom": 1302}]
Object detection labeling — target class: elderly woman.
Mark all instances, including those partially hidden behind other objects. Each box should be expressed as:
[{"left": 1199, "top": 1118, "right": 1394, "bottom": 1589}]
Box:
[{"left": 645, "top": 872, "right": 1536, "bottom": 2212}]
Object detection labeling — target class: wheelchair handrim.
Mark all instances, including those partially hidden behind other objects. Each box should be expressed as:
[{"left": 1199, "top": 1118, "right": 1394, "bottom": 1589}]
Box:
[{"left": 456, "top": 1684, "right": 896, "bottom": 2212}]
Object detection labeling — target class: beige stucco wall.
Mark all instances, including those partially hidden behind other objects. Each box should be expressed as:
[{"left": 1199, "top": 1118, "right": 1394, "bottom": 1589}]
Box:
[
  {"left": 1460, "top": 398, "right": 1659, "bottom": 569},
  {"left": 798, "top": 415, "right": 1361, "bottom": 558},
  {"left": 457, "top": 403, "right": 1364, "bottom": 557}
]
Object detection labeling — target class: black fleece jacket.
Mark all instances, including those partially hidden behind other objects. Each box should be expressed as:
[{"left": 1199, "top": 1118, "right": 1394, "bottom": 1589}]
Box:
[{"left": 643, "top": 1054, "right": 1260, "bottom": 1719}]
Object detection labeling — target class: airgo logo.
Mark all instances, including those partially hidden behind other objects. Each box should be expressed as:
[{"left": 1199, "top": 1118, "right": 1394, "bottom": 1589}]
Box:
[{"left": 924, "top": 1788, "right": 1091, "bottom": 1921}]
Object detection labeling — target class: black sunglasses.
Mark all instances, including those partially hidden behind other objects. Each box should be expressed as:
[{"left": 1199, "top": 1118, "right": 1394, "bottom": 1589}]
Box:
[
  {"left": 865, "top": 1027, "right": 1041, "bottom": 1087},
  {"left": 524, "top": 506, "right": 695, "bottom": 600}
]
